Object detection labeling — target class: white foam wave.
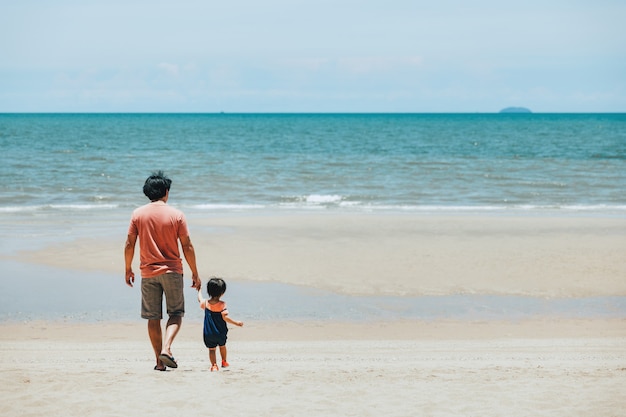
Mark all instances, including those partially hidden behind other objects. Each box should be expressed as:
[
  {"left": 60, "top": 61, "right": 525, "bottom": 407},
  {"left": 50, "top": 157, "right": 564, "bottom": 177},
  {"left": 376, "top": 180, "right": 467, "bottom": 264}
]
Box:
[
  {"left": 49, "top": 204, "right": 120, "bottom": 210},
  {"left": 188, "top": 203, "right": 266, "bottom": 211},
  {"left": 0, "top": 204, "right": 120, "bottom": 213},
  {"left": 2, "top": 202, "right": 625, "bottom": 215},
  {"left": 304, "top": 194, "right": 344, "bottom": 204},
  {"left": 352, "top": 204, "right": 626, "bottom": 213}
]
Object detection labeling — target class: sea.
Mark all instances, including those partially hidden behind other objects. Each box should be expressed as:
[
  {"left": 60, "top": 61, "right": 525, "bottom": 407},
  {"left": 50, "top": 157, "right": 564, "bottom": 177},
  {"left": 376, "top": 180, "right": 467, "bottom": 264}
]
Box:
[
  {"left": 1, "top": 113, "right": 626, "bottom": 214},
  {"left": 1, "top": 113, "right": 625, "bottom": 322}
]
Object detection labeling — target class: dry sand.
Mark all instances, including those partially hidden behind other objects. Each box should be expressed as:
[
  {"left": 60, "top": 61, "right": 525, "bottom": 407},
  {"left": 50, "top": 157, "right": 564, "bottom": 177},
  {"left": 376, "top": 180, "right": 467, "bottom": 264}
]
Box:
[{"left": 1, "top": 320, "right": 625, "bottom": 417}]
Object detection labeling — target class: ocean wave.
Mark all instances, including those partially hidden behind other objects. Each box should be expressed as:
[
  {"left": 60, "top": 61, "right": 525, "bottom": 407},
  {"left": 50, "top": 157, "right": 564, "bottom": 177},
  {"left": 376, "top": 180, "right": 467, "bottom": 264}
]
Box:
[
  {"left": 3, "top": 201, "right": 626, "bottom": 215},
  {"left": 184, "top": 201, "right": 626, "bottom": 214},
  {"left": 0, "top": 203, "right": 120, "bottom": 213},
  {"left": 188, "top": 203, "right": 267, "bottom": 211},
  {"left": 370, "top": 204, "right": 626, "bottom": 213},
  {"left": 304, "top": 194, "right": 344, "bottom": 204}
]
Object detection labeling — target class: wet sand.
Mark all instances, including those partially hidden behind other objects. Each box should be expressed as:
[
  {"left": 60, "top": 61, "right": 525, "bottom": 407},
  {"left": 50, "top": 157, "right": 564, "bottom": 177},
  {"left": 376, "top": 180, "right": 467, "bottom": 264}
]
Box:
[{"left": 13, "top": 213, "right": 626, "bottom": 297}]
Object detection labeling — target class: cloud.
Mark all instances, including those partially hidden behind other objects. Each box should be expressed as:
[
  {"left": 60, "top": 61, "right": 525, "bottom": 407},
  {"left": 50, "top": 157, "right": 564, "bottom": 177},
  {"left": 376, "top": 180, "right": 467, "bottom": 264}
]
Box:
[
  {"left": 1, "top": 1, "right": 624, "bottom": 112},
  {"left": 157, "top": 62, "right": 179, "bottom": 76},
  {"left": 336, "top": 56, "right": 424, "bottom": 74}
]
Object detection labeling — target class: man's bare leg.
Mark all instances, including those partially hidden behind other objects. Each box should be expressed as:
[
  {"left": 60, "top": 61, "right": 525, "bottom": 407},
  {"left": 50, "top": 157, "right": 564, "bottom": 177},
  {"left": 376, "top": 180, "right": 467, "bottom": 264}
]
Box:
[
  {"left": 148, "top": 319, "right": 165, "bottom": 370},
  {"left": 161, "top": 315, "right": 182, "bottom": 357}
]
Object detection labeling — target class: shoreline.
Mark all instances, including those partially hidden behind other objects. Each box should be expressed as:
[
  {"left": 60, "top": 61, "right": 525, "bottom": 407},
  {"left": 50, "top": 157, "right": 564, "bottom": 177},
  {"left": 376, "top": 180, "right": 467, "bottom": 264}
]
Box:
[
  {"left": 8, "top": 212, "right": 626, "bottom": 298},
  {"left": 2, "top": 211, "right": 625, "bottom": 324}
]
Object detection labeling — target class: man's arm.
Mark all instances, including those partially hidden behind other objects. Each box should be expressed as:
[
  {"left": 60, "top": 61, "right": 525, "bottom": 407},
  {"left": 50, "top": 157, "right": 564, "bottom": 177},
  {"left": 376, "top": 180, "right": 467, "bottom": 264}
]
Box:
[
  {"left": 124, "top": 234, "right": 137, "bottom": 287},
  {"left": 180, "top": 235, "right": 201, "bottom": 290}
]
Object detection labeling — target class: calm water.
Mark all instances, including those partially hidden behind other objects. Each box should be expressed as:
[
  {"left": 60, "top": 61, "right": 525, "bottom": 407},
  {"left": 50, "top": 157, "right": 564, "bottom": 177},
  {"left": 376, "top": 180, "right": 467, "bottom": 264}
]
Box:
[{"left": 1, "top": 113, "right": 625, "bottom": 215}]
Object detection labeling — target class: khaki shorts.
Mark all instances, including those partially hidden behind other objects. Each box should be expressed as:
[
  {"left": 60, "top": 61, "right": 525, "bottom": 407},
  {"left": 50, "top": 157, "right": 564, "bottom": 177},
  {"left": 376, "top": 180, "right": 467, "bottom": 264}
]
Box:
[{"left": 141, "top": 273, "right": 185, "bottom": 320}]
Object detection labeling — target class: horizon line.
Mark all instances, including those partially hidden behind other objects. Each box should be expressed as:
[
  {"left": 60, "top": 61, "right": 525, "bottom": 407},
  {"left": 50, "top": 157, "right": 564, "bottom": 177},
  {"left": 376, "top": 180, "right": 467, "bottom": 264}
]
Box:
[{"left": 1, "top": 111, "right": 625, "bottom": 115}]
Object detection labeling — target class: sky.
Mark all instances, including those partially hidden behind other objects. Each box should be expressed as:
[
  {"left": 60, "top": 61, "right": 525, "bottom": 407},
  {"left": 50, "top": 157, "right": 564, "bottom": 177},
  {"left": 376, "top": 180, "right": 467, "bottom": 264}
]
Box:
[{"left": 1, "top": 0, "right": 624, "bottom": 112}]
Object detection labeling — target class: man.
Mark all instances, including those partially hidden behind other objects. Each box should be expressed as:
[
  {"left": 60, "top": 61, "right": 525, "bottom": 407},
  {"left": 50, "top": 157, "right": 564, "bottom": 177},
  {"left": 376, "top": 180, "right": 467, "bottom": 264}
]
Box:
[{"left": 125, "top": 171, "right": 201, "bottom": 371}]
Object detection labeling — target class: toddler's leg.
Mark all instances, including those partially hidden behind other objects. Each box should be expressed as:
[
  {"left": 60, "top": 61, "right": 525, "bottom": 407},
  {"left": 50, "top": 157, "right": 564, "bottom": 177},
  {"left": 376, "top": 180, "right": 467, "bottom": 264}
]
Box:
[
  {"left": 219, "top": 345, "right": 229, "bottom": 368},
  {"left": 209, "top": 348, "right": 219, "bottom": 371}
]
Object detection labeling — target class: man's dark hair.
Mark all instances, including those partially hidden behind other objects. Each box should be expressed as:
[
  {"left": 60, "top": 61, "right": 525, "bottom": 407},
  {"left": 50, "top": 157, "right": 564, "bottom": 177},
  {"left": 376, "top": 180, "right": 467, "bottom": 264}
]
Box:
[
  {"left": 207, "top": 277, "right": 227, "bottom": 298},
  {"left": 143, "top": 171, "right": 172, "bottom": 201}
]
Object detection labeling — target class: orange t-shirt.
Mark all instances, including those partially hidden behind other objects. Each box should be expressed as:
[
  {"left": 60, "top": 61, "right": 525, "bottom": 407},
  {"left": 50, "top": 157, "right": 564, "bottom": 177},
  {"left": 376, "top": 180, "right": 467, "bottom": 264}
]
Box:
[{"left": 128, "top": 201, "right": 189, "bottom": 278}]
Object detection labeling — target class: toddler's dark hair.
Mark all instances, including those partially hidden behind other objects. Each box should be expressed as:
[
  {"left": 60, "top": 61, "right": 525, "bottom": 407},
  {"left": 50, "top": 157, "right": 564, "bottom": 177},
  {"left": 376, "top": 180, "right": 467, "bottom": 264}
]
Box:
[{"left": 207, "top": 277, "right": 227, "bottom": 298}]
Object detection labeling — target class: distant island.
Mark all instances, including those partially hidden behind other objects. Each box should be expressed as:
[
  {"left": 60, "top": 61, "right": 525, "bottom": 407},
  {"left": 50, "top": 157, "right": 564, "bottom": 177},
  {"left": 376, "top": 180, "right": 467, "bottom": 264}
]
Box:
[{"left": 499, "top": 107, "right": 532, "bottom": 113}]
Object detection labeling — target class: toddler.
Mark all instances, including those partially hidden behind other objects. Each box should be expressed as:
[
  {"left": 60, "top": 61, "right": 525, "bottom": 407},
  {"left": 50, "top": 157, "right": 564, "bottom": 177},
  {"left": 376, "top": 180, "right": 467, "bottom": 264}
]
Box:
[{"left": 198, "top": 277, "right": 243, "bottom": 371}]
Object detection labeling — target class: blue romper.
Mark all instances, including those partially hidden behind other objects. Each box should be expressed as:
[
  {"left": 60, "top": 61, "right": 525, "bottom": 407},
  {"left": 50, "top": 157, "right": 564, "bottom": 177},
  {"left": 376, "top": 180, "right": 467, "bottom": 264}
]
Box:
[{"left": 203, "top": 301, "right": 228, "bottom": 348}]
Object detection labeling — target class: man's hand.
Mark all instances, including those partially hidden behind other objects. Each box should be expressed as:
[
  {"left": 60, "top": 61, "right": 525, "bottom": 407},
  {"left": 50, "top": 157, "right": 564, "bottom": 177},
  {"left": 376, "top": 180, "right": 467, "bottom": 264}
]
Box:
[
  {"left": 125, "top": 269, "right": 135, "bottom": 287},
  {"left": 191, "top": 274, "right": 201, "bottom": 290}
]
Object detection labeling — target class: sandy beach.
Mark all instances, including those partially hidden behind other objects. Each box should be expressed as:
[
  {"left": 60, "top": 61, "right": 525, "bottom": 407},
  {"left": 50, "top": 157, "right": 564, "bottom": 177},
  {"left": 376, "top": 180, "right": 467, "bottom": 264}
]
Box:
[
  {"left": 1, "top": 319, "right": 625, "bottom": 417},
  {"left": 2, "top": 213, "right": 626, "bottom": 416}
]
